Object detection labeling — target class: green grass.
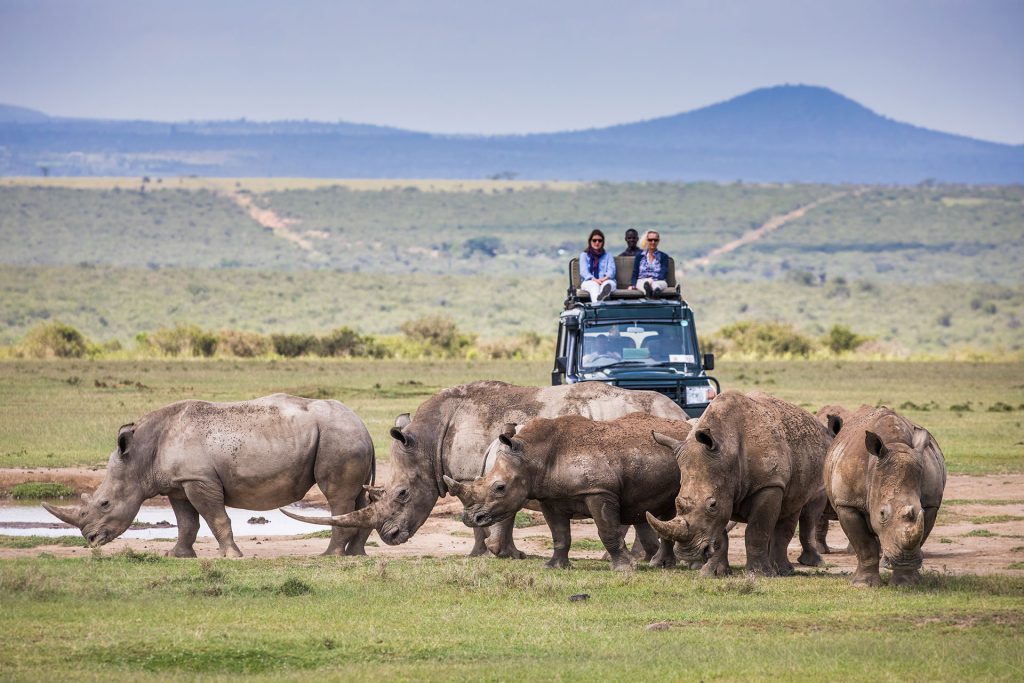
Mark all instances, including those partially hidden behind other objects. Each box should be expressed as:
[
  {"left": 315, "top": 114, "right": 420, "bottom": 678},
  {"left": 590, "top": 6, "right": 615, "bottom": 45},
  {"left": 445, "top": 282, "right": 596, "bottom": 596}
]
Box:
[
  {"left": 0, "top": 535, "right": 88, "bottom": 549},
  {"left": 971, "top": 515, "right": 1024, "bottom": 525},
  {"left": 1, "top": 358, "right": 1022, "bottom": 473},
  {"left": 0, "top": 554, "right": 1022, "bottom": 681},
  {"left": 946, "top": 499, "right": 1024, "bottom": 506},
  {"left": 8, "top": 482, "right": 75, "bottom": 499},
  {"left": 965, "top": 530, "right": 997, "bottom": 538}
]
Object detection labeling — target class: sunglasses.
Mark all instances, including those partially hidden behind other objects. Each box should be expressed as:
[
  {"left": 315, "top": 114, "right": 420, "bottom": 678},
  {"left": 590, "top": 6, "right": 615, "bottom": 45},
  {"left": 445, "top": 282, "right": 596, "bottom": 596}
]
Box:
[
  {"left": 648, "top": 238, "right": 660, "bottom": 243},
  {"left": 591, "top": 238, "right": 604, "bottom": 243}
]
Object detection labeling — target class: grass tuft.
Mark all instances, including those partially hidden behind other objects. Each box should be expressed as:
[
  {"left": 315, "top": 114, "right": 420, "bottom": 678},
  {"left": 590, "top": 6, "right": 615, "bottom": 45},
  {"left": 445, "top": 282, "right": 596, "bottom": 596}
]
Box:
[{"left": 9, "top": 482, "right": 75, "bottom": 499}]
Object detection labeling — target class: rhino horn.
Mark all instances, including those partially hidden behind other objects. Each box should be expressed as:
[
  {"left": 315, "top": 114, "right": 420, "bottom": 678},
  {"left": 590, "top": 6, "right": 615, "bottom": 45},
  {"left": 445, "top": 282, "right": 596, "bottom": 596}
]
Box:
[
  {"left": 442, "top": 475, "right": 466, "bottom": 498},
  {"left": 42, "top": 502, "right": 83, "bottom": 528},
  {"left": 279, "top": 504, "right": 381, "bottom": 529},
  {"left": 645, "top": 511, "right": 688, "bottom": 542}
]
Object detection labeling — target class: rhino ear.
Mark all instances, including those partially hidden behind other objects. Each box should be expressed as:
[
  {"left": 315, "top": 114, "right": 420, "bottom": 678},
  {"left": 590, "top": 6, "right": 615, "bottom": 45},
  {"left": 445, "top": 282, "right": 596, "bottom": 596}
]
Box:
[
  {"left": 911, "top": 427, "right": 930, "bottom": 452},
  {"left": 363, "top": 485, "right": 385, "bottom": 503},
  {"left": 394, "top": 413, "right": 411, "bottom": 430},
  {"left": 498, "top": 435, "right": 525, "bottom": 461},
  {"left": 651, "top": 431, "right": 682, "bottom": 451},
  {"left": 501, "top": 423, "right": 518, "bottom": 440},
  {"left": 117, "top": 423, "right": 135, "bottom": 458},
  {"left": 826, "top": 414, "right": 843, "bottom": 438},
  {"left": 390, "top": 426, "right": 413, "bottom": 448},
  {"left": 695, "top": 428, "right": 718, "bottom": 455},
  {"left": 865, "top": 431, "right": 889, "bottom": 459}
]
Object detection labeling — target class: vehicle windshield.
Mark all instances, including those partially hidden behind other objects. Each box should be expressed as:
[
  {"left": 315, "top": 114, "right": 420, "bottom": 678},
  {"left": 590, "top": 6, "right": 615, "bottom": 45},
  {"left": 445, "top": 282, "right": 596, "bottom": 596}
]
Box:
[{"left": 580, "top": 321, "right": 698, "bottom": 370}]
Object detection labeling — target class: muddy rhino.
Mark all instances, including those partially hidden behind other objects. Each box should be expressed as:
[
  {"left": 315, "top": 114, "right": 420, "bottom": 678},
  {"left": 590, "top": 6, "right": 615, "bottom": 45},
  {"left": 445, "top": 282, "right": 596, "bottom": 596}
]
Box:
[
  {"left": 822, "top": 406, "right": 946, "bottom": 587},
  {"left": 281, "top": 381, "right": 686, "bottom": 558},
  {"left": 445, "top": 413, "right": 692, "bottom": 571},
  {"left": 646, "top": 391, "right": 829, "bottom": 576},
  {"left": 44, "top": 394, "right": 375, "bottom": 558}
]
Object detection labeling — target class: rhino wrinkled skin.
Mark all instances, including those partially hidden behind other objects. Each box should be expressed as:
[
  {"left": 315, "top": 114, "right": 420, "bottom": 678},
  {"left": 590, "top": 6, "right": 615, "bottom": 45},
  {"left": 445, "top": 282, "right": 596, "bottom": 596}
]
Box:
[
  {"left": 282, "top": 380, "right": 686, "bottom": 558},
  {"left": 646, "top": 391, "right": 830, "bottom": 576},
  {"left": 44, "top": 394, "right": 375, "bottom": 558},
  {"left": 823, "top": 405, "right": 946, "bottom": 587},
  {"left": 446, "top": 413, "right": 692, "bottom": 571}
]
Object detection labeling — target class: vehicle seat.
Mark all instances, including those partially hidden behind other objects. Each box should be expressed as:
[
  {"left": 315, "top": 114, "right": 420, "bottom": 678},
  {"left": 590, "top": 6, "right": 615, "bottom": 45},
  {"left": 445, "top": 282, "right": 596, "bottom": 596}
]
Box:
[{"left": 568, "top": 257, "right": 681, "bottom": 301}]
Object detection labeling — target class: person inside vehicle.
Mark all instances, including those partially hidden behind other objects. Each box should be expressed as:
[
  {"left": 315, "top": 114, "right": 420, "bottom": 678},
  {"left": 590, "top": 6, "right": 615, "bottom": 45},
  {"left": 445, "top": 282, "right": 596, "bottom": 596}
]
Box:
[
  {"left": 580, "top": 229, "right": 616, "bottom": 301},
  {"left": 618, "top": 228, "right": 641, "bottom": 257},
  {"left": 582, "top": 334, "right": 621, "bottom": 366},
  {"left": 630, "top": 230, "right": 671, "bottom": 296}
]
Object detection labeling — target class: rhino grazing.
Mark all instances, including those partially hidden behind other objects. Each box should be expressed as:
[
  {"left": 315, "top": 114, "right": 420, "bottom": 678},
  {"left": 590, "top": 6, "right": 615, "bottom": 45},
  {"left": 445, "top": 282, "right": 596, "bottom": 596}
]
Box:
[
  {"left": 823, "top": 406, "right": 946, "bottom": 587},
  {"left": 646, "top": 391, "right": 830, "bottom": 576},
  {"left": 44, "top": 394, "right": 375, "bottom": 558},
  {"left": 445, "top": 413, "right": 692, "bottom": 571},
  {"left": 281, "top": 380, "right": 686, "bottom": 558}
]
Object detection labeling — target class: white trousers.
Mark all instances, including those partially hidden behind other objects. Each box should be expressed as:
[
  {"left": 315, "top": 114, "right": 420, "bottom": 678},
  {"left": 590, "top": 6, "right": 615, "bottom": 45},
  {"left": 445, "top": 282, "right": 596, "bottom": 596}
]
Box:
[
  {"left": 637, "top": 277, "right": 668, "bottom": 293},
  {"left": 581, "top": 279, "right": 616, "bottom": 301}
]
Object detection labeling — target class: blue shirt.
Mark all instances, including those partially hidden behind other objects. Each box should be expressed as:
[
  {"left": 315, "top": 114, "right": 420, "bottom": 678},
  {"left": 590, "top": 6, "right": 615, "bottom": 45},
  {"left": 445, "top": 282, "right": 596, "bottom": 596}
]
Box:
[{"left": 579, "top": 251, "right": 616, "bottom": 281}]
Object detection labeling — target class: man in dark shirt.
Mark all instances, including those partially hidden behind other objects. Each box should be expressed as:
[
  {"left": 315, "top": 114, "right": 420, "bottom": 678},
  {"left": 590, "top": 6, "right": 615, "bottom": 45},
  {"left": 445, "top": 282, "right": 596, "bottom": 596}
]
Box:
[{"left": 618, "top": 228, "right": 641, "bottom": 257}]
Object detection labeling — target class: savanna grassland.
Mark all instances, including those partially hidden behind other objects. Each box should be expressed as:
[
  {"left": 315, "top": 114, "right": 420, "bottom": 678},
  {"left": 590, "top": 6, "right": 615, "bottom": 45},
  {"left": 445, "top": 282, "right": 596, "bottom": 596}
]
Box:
[{"left": 1, "top": 178, "right": 1021, "bottom": 353}]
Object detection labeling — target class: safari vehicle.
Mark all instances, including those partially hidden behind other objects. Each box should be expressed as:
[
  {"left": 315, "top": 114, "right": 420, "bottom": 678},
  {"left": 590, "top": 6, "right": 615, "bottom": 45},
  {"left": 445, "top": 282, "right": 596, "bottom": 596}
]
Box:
[{"left": 551, "top": 256, "right": 719, "bottom": 418}]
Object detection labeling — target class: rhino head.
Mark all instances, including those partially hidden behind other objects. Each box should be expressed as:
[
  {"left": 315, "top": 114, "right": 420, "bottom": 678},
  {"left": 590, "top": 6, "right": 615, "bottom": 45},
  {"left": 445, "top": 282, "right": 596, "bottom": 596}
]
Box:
[
  {"left": 443, "top": 425, "right": 528, "bottom": 528},
  {"left": 42, "top": 424, "right": 147, "bottom": 547},
  {"left": 645, "top": 428, "right": 736, "bottom": 563},
  {"left": 281, "top": 413, "right": 442, "bottom": 545},
  {"left": 864, "top": 428, "right": 930, "bottom": 570}
]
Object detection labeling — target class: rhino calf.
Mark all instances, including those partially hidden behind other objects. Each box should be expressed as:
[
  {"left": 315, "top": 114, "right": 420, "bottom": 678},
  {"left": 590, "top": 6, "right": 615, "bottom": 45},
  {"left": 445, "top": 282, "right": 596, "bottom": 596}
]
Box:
[
  {"left": 646, "top": 391, "right": 830, "bottom": 577},
  {"left": 445, "top": 413, "right": 691, "bottom": 571},
  {"left": 44, "top": 394, "right": 375, "bottom": 558},
  {"left": 823, "top": 406, "right": 946, "bottom": 587}
]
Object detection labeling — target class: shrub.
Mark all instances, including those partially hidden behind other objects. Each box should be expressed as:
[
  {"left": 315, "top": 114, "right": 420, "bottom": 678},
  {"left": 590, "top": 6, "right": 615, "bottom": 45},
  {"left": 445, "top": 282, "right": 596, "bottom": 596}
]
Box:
[
  {"left": 217, "top": 329, "right": 270, "bottom": 357},
  {"left": 271, "top": 333, "right": 320, "bottom": 357},
  {"left": 318, "top": 327, "right": 367, "bottom": 357},
  {"left": 149, "top": 324, "right": 218, "bottom": 357},
  {"left": 400, "top": 315, "right": 476, "bottom": 358},
  {"left": 824, "top": 324, "right": 868, "bottom": 354},
  {"left": 22, "top": 322, "right": 89, "bottom": 358},
  {"left": 716, "top": 321, "right": 815, "bottom": 358}
]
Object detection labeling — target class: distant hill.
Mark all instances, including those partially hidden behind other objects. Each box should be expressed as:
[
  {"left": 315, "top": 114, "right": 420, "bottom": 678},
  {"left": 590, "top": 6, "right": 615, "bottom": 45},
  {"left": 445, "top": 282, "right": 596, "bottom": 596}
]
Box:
[{"left": 2, "top": 85, "right": 1022, "bottom": 183}]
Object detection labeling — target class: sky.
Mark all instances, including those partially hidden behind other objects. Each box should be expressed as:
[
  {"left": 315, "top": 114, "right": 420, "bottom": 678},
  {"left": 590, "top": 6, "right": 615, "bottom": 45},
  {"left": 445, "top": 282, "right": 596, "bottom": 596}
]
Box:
[{"left": 1, "top": 0, "right": 1022, "bottom": 144}]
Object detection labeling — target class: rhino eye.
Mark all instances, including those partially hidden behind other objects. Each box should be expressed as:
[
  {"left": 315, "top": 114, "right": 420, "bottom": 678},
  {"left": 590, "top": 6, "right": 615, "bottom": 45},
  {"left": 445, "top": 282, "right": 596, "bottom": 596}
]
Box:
[
  {"left": 395, "top": 489, "right": 410, "bottom": 503},
  {"left": 706, "top": 498, "right": 718, "bottom": 513},
  {"left": 492, "top": 482, "right": 507, "bottom": 494},
  {"left": 878, "top": 506, "right": 890, "bottom": 523},
  {"left": 100, "top": 500, "right": 111, "bottom": 510}
]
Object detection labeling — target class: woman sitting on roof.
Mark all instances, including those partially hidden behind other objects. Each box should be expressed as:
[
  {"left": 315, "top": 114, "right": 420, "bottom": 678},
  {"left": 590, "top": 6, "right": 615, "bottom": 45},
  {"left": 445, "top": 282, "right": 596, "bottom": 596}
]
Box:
[
  {"left": 579, "top": 229, "right": 617, "bottom": 301},
  {"left": 630, "top": 230, "right": 671, "bottom": 296}
]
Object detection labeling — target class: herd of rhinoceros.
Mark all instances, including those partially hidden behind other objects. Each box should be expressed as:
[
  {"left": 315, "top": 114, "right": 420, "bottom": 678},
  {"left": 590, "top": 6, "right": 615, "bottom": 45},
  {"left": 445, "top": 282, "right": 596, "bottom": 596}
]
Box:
[{"left": 43, "top": 380, "right": 946, "bottom": 587}]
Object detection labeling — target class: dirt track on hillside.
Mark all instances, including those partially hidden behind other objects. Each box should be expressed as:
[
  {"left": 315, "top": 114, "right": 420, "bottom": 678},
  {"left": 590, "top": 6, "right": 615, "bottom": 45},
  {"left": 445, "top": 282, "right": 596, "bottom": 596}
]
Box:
[{"left": 2, "top": 466, "right": 1022, "bottom": 578}]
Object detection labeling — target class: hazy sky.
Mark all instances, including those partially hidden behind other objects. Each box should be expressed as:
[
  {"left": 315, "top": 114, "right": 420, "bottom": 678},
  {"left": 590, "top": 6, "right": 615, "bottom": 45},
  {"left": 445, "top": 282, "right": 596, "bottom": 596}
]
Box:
[{"left": 1, "top": 0, "right": 1022, "bottom": 143}]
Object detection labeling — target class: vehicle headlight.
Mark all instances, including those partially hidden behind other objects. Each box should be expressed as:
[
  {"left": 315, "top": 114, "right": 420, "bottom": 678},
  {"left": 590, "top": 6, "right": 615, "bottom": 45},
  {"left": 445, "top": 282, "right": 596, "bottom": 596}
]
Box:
[{"left": 686, "top": 384, "right": 715, "bottom": 404}]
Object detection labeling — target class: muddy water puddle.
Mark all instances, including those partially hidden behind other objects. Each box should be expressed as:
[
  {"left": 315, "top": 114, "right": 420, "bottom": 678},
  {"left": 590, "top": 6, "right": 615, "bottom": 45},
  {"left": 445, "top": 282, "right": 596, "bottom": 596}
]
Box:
[{"left": 0, "top": 501, "right": 330, "bottom": 539}]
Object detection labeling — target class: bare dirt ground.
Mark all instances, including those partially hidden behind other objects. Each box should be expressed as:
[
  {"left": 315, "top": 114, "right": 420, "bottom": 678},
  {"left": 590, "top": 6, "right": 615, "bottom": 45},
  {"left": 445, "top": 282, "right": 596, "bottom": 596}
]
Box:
[{"left": 2, "top": 465, "right": 1023, "bottom": 577}]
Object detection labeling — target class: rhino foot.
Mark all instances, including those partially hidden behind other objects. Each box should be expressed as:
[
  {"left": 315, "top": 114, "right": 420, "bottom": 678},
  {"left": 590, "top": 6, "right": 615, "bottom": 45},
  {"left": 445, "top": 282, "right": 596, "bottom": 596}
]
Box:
[
  {"left": 798, "top": 549, "right": 824, "bottom": 567},
  {"left": 468, "top": 545, "right": 489, "bottom": 557},
  {"left": 649, "top": 548, "right": 677, "bottom": 569},
  {"left": 890, "top": 569, "right": 921, "bottom": 587},
  {"left": 610, "top": 555, "right": 636, "bottom": 572},
  {"left": 167, "top": 547, "right": 197, "bottom": 559},
  {"left": 343, "top": 547, "right": 368, "bottom": 557},
  {"left": 851, "top": 572, "right": 883, "bottom": 588},
  {"left": 545, "top": 557, "right": 571, "bottom": 569},
  {"left": 701, "top": 560, "right": 732, "bottom": 577},
  {"left": 491, "top": 546, "right": 527, "bottom": 560},
  {"left": 744, "top": 561, "right": 777, "bottom": 577}
]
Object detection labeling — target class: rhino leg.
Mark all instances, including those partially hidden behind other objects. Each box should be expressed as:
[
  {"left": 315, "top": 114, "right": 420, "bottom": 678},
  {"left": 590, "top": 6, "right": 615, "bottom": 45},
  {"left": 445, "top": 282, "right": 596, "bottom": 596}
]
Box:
[
  {"left": 633, "top": 522, "right": 660, "bottom": 561},
  {"left": 743, "top": 487, "right": 783, "bottom": 576},
  {"left": 182, "top": 481, "right": 242, "bottom": 558},
  {"left": 318, "top": 486, "right": 363, "bottom": 557},
  {"left": 836, "top": 505, "right": 882, "bottom": 587},
  {"left": 769, "top": 511, "right": 800, "bottom": 575},
  {"left": 815, "top": 516, "right": 832, "bottom": 554},
  {"left": 342, "top": 488, "right": 372, "bottom": 556},
  {"left": 588, "top": 496, "right": 634, "bottom": 571},
  {"left": 650, "top": 537, "right": 677, "bottom": 569},
  {"left": 700, "top": 530, "right": 731, "bottom": 576},
  {"left": 469, "top": 526, "right": 490, "bottom": 557},
  {"left": 167, "top": 496, "right": 199, "bottom": 558},
  {"left": 485, "top": 517, "right": 527, "bottom": 560},
  {"left": 798, "top": 492, "right": 827, "bottom": 567},
  {"left": 541, "top": 504, "right": 572, "bottom": 569}
]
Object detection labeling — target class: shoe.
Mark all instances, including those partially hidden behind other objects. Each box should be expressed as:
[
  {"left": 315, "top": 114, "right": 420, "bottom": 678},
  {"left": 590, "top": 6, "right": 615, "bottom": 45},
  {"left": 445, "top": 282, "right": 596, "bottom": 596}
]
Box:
[
  {"left": 598, "top": 283, "right": 612, "bottom": 301},
  {"left": 643, "top": 281, "right": 653, "bottom": 297}
]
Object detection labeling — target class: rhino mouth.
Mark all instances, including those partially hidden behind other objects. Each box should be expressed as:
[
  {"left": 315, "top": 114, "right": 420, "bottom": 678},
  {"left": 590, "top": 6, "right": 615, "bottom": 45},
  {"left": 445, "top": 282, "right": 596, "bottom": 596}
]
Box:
[
  {"left": 882, "top": 549, "right": 923, "bottom": 570},
  {"left": 379, "top": 523, "right": 411, "bottom": 546},
  {"left": 461, "top": 506, "right": 513, "bottom": 529},
  {"left": 86, "top": 529, "right": 111, "bottom": 547}
]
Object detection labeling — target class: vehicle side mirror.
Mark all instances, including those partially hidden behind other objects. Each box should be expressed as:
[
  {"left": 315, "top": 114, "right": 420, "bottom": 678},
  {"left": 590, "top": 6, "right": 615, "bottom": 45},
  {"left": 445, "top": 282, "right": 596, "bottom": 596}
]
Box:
[{"left": 703, "top": 353, "right": 715, "bottom": 371}]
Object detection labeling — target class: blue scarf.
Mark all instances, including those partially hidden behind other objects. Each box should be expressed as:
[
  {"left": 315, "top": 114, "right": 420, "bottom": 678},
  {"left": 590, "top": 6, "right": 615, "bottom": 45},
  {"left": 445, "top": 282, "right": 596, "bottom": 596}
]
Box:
[{"left": 586, "top": 246, "right": 604, "bottom": 278}]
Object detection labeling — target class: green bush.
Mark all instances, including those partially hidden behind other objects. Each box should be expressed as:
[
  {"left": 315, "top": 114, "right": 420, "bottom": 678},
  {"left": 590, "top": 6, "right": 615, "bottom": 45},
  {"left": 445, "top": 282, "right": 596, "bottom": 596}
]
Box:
[
  {"left": 148, "top": 324, "right": 217, "bottom": 357},
  {"left": 824, "top": 324, "right": 868, "bottom": 354},
  {"left": 716, "top": 321, "right": 815, "bottom": 358},
  {"left": 22, "top": 322, "right": 89, "bottom": 358},
  {"left": 400, "top": 315, "right": 476, "bottom": 358},
  {"left": 318, "top": 327, "right": 367, "bottom": 357},
  {"left": 271, "top": 333, "right": 320, "bottom": 357}
]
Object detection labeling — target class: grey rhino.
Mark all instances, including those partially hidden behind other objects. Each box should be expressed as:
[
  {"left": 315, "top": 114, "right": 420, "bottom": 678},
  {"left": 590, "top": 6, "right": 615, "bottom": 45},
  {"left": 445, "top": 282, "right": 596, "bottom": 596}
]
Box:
[
  {"left": 822, "top": 406, "right": 946, "bottom": 587},
  {"left": 281, "top": 380, "right": 686, "bottom": 558},
  {"left": 646, "top": 391, "right": 830, "bottom": 576},
  {"left": 444, "top": 413, "right": 692, "bottom": 571},
  {"left": 813, "top": 404, "right": 858, "bottom": 553},
  {"left": 44, "top": 394, "right": 375, "bottom": 558}
]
